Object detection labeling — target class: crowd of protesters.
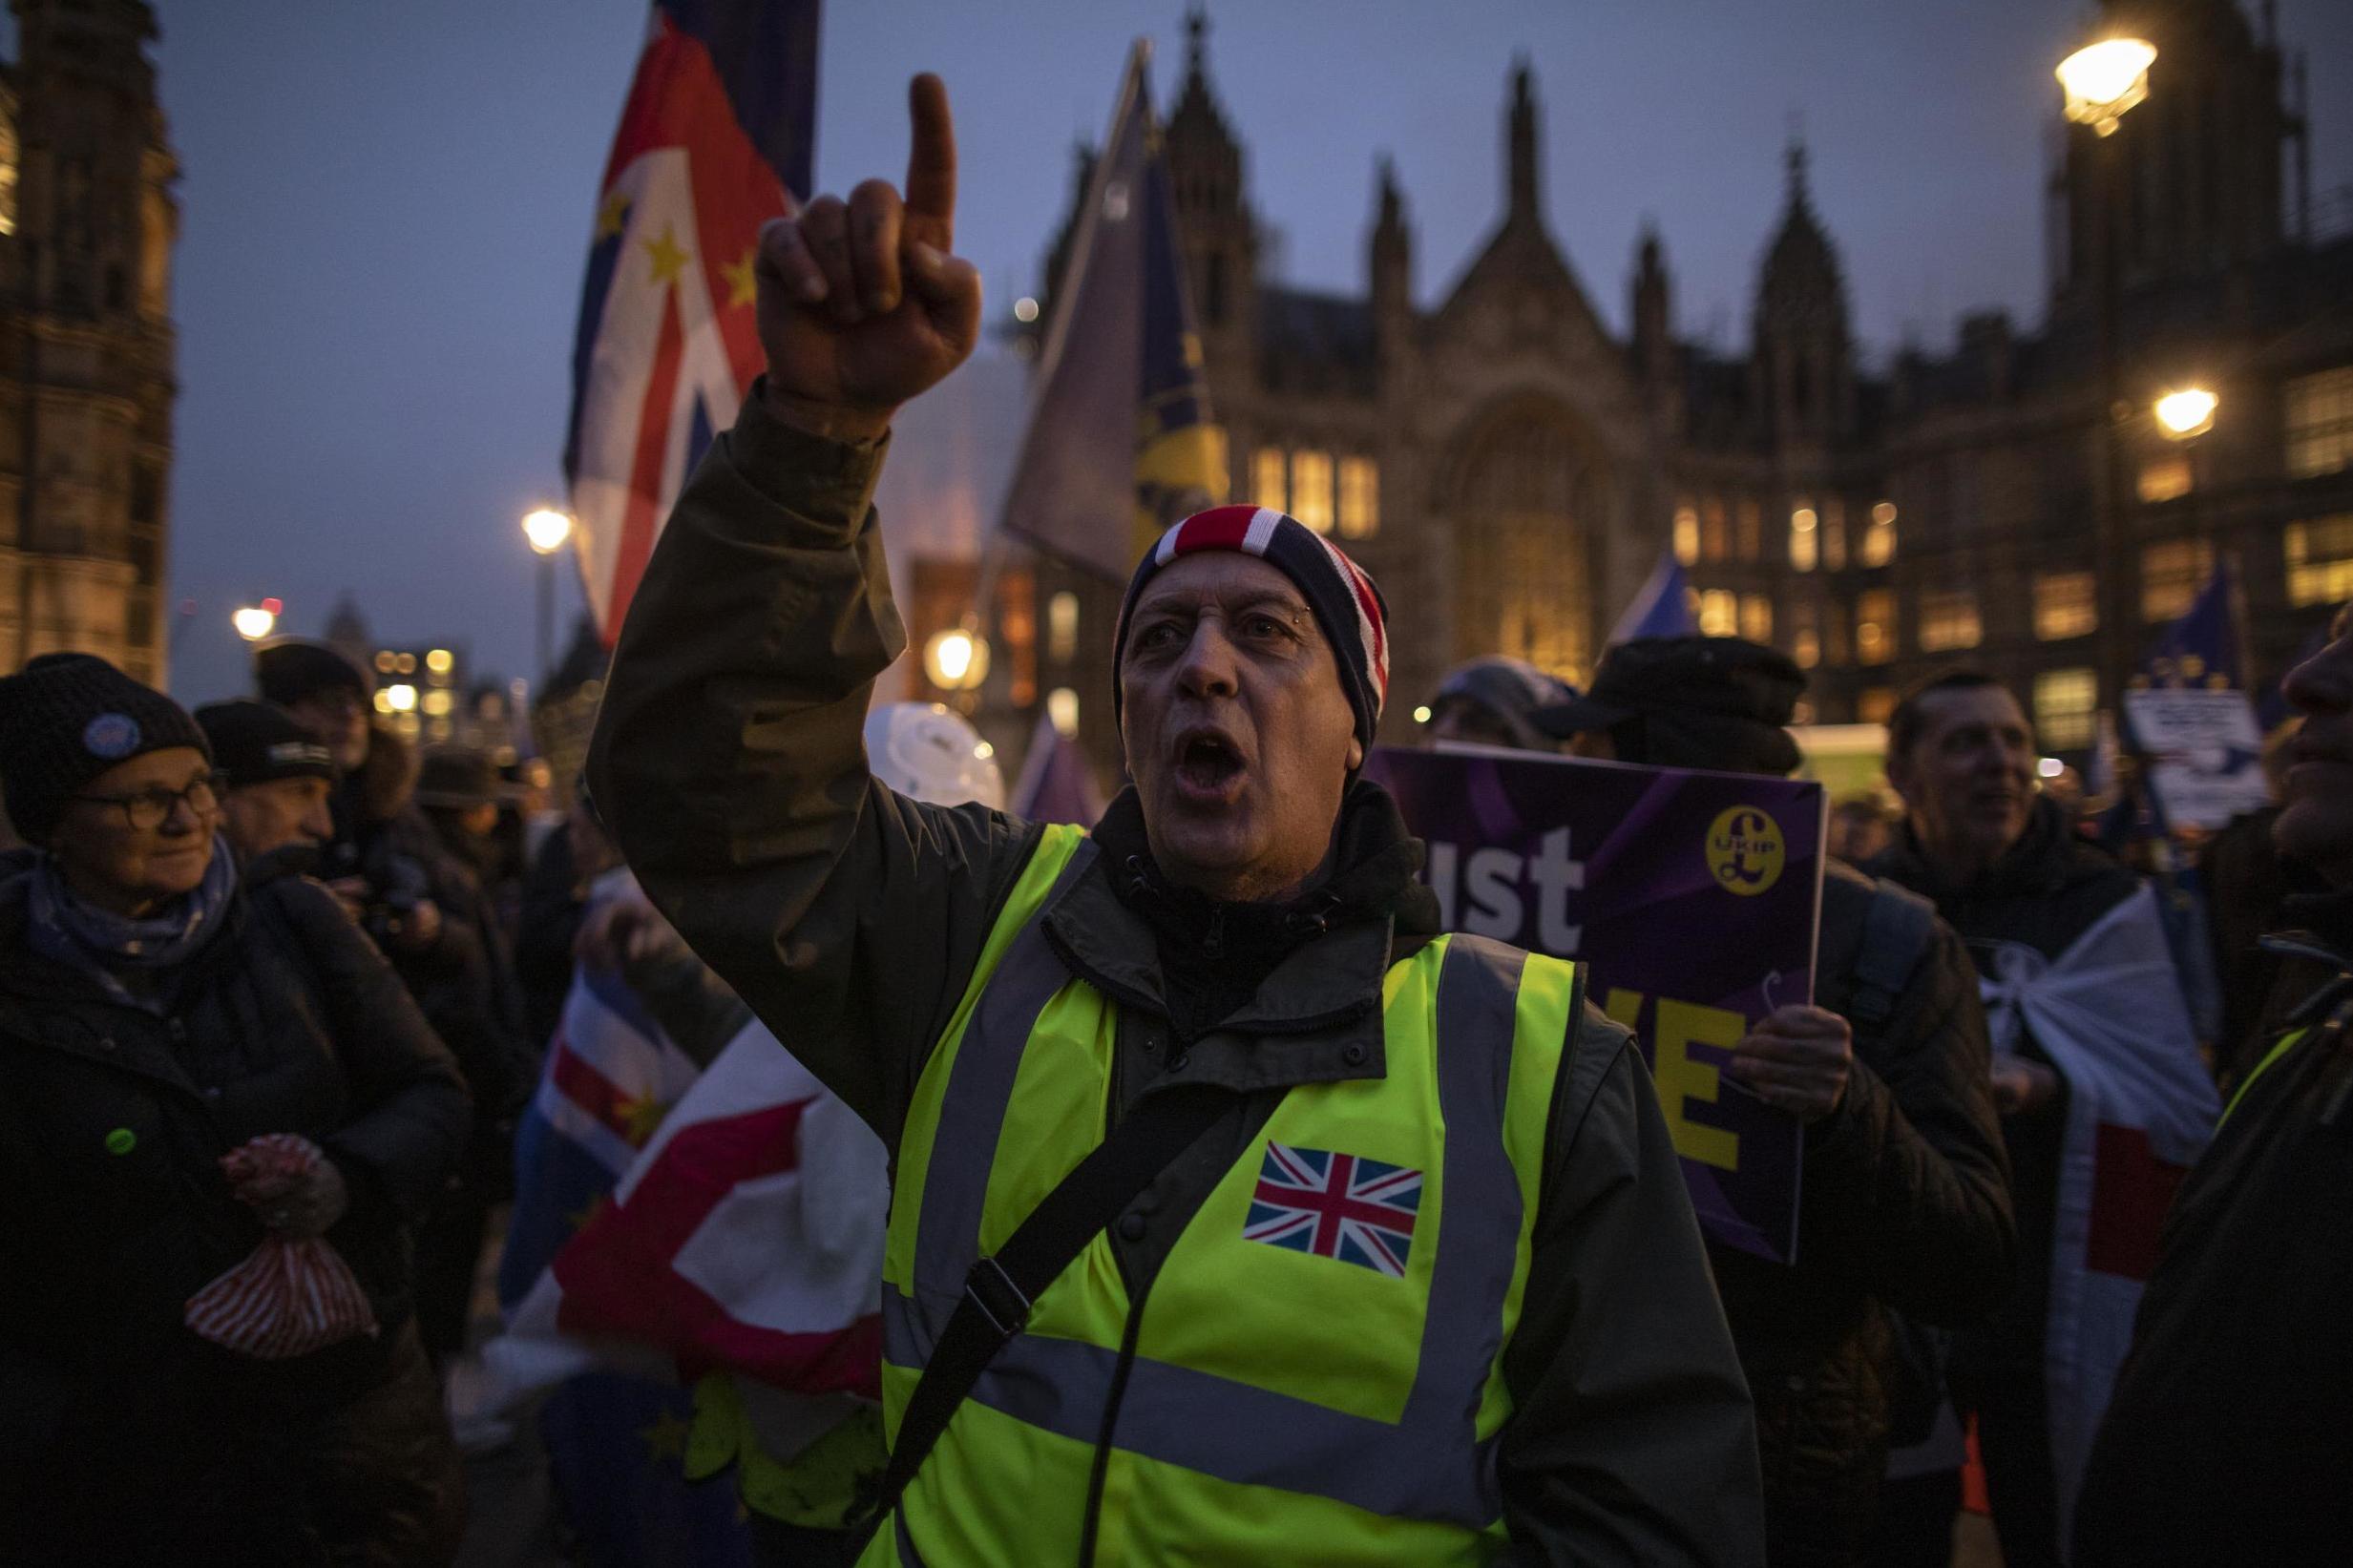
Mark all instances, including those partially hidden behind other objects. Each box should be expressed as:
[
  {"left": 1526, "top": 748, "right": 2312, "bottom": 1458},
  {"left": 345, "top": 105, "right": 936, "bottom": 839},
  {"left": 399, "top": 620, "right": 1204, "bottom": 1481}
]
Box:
[
  {"left": 0, "top": 97, "right": 2343, "bottom": 1554},
  {"left": 0, "top": 577, "right": 2345, "bottom": 1568}
]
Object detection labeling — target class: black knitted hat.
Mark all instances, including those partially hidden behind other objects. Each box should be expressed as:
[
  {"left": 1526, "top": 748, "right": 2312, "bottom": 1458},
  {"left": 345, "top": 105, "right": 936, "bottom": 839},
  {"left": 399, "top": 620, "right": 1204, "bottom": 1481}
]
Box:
[
  {"left": 1532, "top": 636, "right": 1806, "bottom": 777},
  {"left": 0, "top": 653, "right": 214, "bottom": 842},
  {"left": 253, "top": 637, "right": 374, "bottom": 706},
  {"left": 195, "top": 700, "right": 337, "bottom": 790}
]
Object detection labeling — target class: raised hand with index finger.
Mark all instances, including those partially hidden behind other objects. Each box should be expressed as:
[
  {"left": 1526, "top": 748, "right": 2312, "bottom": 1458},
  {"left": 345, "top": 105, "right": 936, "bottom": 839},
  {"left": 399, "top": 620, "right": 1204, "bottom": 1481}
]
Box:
[{"left": 756, "top": 73, "right": 979, "bottom": 444}]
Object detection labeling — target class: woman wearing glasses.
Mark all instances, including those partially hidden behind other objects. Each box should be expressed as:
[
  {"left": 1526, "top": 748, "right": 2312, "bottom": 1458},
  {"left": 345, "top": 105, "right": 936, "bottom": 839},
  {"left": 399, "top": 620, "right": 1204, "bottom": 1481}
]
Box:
[{"left": 0, "top": 654, "right": 473, "bottom": 1563}]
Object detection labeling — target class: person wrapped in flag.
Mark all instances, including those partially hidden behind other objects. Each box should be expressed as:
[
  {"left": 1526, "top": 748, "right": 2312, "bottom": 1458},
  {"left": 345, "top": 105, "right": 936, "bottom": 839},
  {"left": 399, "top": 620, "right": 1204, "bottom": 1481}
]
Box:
[{"left": 587, "top": 72, "right": 1763, "bottom": 1565}]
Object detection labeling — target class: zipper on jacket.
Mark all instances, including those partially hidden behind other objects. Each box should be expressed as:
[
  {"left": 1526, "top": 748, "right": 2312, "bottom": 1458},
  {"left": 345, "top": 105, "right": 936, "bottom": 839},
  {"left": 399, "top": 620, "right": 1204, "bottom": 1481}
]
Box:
[{"left": 1077, "top": 1280, "right": 1156, "bottom": 1567}]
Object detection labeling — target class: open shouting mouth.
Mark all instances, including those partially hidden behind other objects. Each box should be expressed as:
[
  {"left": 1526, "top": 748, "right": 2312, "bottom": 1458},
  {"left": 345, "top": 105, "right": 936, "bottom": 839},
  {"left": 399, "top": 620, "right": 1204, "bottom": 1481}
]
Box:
[{"left": 1171, "top": 723, "right": 1251, "bottom": 806}]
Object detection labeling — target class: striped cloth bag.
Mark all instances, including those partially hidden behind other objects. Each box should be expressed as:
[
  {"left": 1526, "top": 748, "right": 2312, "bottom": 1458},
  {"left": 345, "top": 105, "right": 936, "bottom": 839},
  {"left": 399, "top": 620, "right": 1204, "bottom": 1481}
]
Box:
[{"left": 184, "top": 1133, "right": 380, "bottom": 1359}]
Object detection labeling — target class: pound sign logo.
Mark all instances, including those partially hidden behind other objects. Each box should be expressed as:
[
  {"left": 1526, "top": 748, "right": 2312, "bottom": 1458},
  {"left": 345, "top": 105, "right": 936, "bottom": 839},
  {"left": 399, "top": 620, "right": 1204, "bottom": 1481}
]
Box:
[{"left": 1705, "top": 805, "right": 1785, "bottom": 897}]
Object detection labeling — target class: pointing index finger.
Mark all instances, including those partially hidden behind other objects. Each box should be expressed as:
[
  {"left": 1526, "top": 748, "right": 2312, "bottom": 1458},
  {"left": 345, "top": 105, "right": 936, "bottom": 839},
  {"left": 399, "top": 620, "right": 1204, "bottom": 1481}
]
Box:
[{"left": 903, "top": 73, "right": 956, "bottom": 249}]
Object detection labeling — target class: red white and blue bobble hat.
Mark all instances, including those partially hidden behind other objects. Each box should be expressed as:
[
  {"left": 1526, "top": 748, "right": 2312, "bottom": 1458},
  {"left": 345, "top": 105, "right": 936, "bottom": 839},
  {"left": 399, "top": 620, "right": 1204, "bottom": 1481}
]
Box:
[{"left": 1110, "top": 504, "right": 1390, "bottom": 751}]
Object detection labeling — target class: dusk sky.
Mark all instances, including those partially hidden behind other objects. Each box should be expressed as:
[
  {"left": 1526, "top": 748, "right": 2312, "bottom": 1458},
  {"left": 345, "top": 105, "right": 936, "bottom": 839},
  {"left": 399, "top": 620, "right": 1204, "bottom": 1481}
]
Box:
[{"left": 137, "top": 0, "right": 2353, "bottom": 703}]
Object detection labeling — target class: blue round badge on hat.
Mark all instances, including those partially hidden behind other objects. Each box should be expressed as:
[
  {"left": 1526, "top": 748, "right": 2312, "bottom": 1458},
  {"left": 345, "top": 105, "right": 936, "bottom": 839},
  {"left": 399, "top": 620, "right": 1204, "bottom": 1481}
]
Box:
[{"left": 82, "top": 713, "right": 142, "bottom": 759}]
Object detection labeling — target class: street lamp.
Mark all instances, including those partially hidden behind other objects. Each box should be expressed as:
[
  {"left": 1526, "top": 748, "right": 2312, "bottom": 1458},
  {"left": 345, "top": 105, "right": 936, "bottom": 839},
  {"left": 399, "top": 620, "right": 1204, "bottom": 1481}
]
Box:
[
  {"left": 521, "top": 507, "right": 575, "bottom": 694},
  {"left": 2061, "top": 31, "right": 2156, "bottom": 708},
  {"left": 2153, "top": 387, "right": 2218, "bottom": 441},
  {"left": 232, "top": 597, "right": 281, "bottom": 641},
  {"left": 2058, "top": 37, "right": 2157, "bottom": 137},
  {"left": 922, "top": 626, "right": 989, "bottom": 692}
]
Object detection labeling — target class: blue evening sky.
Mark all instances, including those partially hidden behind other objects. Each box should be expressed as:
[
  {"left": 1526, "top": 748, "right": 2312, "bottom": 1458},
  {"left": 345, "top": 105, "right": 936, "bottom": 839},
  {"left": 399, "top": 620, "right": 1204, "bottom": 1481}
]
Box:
[{"left": 135, "top": 0, "right": 2353, "bottom": 701}]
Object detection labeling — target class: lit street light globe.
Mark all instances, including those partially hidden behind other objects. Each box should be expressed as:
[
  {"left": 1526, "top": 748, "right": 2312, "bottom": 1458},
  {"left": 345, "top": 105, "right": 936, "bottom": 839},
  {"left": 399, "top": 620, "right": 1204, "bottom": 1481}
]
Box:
[
  {"left": 232, "top": 604, "right": 277, "bottom": 641},
  {"left": 923, "top": 627, "right": 990, "bottom": 691},
  {"left": 2153, "top": 387, "right": 2219, "bottom": 440},
  {"left": 2057, "top": 37, "right": 2156, "bottom": 136},
  {"left": 522, "top": 507, "right": 576, "bottom": 555},
  {"left": 384, "top": 682, "right": 419, "bottom": 713}
]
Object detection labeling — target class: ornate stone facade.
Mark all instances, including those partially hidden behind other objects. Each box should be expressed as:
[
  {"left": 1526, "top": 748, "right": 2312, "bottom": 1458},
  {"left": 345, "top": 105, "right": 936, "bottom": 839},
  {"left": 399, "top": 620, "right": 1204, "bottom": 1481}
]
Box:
[
  {"left": 993, "top": 2, "right": 2352, "bottom": 783},
  {"left": 0, "top": 0, "right": 178, "bottom": 684}
]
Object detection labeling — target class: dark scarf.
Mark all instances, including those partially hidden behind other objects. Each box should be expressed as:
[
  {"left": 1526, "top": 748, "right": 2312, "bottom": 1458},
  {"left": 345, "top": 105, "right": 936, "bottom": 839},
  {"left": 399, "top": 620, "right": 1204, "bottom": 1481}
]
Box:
[
  {"left": 1090, "top": 779, "right": 1440, "bottom": 1044},
  {"left": 28, "top": 834, "right": 237, "bottom": 1011}
]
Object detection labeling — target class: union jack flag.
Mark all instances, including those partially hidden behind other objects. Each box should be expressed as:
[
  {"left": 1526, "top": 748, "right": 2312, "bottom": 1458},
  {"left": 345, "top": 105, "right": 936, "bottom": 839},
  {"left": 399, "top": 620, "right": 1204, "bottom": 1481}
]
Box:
[
  {"left": 1244, "top": 1142, "right": 1422, "bottom": 1278},
  {"left": 563, "top": 0, "right": 820, "bottom": 643}
]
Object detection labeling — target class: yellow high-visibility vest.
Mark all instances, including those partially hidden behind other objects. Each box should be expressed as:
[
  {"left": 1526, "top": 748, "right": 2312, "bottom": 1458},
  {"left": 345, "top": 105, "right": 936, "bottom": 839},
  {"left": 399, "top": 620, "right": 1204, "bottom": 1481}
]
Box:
[{"left": 865, "top": 825, "right": 1579, "bottom": 1566}]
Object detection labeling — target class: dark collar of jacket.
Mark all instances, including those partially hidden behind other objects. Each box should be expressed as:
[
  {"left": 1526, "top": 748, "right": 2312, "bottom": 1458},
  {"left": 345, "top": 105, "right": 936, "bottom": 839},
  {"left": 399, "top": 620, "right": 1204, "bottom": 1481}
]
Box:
[
  {"left": 2267, "top": 884, "right": 2353, "bottom": 1028},
  {"left": 1040, "top": 778, "right": 1440, "bottom": 1094},
  {"left": 1869, "top": 795, "right": 2137, "bottom": 953}
]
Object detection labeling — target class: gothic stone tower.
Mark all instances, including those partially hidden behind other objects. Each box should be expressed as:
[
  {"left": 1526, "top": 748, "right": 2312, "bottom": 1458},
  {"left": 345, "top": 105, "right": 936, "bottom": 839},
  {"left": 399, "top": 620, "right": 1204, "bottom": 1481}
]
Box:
[{"left": 0, "top": 0, "right": 178, "bottom": 682}]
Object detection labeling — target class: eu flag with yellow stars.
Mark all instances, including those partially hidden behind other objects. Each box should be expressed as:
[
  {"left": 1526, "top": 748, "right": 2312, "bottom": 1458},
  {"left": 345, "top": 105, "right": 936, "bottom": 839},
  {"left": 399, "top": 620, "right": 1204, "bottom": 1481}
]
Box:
[
  {"left": 1001, "top": 40, "right": 1228, "bottom": 581},
  {"left": 562, "top": 0, "right": 819, "bottom": 643}
]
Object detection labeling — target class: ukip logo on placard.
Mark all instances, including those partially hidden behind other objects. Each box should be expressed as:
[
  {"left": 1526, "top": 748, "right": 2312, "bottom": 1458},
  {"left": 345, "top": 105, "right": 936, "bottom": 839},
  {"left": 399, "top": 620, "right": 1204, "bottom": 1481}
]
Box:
[{"left": 1243, "top": 1142, "right": 1422, "bottom": 1278}]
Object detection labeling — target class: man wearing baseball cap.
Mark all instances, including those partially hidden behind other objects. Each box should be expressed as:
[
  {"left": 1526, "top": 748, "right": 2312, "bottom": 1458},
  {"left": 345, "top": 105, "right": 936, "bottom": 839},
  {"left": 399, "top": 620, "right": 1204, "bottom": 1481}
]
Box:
[
  {"left": 590, "top": 75, "right": 1760, "bottom": 1565},
  {"left": 194, "top": 700, "right": 339, "bottom": 866}
]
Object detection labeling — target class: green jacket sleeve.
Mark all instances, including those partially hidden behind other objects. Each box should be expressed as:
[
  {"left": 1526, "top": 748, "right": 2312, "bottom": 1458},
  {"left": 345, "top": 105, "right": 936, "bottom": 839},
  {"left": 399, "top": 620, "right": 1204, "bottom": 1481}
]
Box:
[
  {"left": 1499, "top": 1008, "right": 1767, "bottom": 1566},
  {"left": 588, "top": 387, "right": 1044, "bottom": 1151}
]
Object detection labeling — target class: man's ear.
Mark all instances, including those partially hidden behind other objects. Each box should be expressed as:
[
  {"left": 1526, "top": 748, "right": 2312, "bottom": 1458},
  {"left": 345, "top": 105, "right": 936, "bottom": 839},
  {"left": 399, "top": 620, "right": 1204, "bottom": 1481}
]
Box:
[
  {"left": 1884, "top": 747, "right": 1916, "bottom": 805},
  {"left": 1347, "top": 736, "right": 1366, "bottom": 772}
]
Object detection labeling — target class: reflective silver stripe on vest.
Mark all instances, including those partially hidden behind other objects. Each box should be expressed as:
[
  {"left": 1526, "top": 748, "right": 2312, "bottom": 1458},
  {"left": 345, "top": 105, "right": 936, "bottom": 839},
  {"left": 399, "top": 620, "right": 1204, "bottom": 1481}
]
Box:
[{"left": 884, "top": 908, "right": 1534, "bottom": 1532}]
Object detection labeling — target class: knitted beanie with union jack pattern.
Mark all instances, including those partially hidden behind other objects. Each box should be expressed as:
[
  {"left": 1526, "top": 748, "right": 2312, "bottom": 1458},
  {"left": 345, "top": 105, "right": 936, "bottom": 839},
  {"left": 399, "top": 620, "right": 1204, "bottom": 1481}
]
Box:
[{"left": 1110, "top": 504, "right": 1390, "bottom": 751}]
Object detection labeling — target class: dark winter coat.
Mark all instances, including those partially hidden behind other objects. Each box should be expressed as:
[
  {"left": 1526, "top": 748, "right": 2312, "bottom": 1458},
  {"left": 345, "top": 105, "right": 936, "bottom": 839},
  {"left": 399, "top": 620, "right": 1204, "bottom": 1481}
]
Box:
[
  {"left": 1865, "top": 798, "right": 2139, "bottom": 1375},
  {"left": 1711, "top": 861, "right": 2014, "bottom": 1566},
  {"left": 324, "top": 723, "right": 529, "bottom": 1125},
  {"left": 0, "top": 850, "right": 471, "bottom": 1542},
  {"left": 2071, "top": 887, "right": 2353, "bottom": 1565}
]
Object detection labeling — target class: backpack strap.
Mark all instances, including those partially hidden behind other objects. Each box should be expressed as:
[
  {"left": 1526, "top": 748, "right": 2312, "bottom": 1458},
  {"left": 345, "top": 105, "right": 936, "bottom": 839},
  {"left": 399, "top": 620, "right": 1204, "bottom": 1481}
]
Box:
[{"left": 1849, "top": 878, "right": 1940, "bottom": 1031}]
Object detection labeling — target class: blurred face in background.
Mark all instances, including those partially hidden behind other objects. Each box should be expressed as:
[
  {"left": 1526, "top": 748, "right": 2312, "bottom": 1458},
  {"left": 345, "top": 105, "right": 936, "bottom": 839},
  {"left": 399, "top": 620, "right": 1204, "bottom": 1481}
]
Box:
[
  {"left": 286, "top": 687, "right": 370, "bottom": 772},
  {"left": 2275, "top": 601, "right": 2353, "bottom": 887},
  {"left": 1887, "top": 683, "right": 2037, "bottom": 881},
  {"left": 48, "top": 747, "right": 220, "bottom": 916},
  {"left": 221, "top": 776, "right": 334, "bottom": 860}
]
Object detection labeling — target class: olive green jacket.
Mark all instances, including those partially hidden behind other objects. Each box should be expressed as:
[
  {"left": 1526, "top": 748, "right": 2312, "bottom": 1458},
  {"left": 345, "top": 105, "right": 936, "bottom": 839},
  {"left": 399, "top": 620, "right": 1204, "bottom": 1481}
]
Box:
[{"left": 588, "top": 386, "right": 1765, "bottom": 1566}]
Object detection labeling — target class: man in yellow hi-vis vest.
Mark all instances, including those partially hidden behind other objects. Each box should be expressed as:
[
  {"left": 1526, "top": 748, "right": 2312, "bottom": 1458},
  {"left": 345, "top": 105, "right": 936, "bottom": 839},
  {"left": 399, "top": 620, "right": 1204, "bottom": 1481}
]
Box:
[{"left": 589, "top": 73, "right": 1764, "bottom": 1566}]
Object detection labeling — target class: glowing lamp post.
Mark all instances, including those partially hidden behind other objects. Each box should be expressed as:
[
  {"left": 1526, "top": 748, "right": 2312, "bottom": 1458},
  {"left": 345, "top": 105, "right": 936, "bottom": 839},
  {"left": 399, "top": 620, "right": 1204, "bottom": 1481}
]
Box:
[
  {"left": 923, "top": 626, "right": 989, "bottom": 694},
  {"left": 232, "top": 596, "right": 282, "bottom": 642},
  {"left": 2057, "top": 38, "right": 2156, "bottom": 138},
  {"left": 2153, "top": 387, "right": 2218, "bottom": 441},
  {"left": 521, "top": 507, "right": 575, "bottom": 692}
]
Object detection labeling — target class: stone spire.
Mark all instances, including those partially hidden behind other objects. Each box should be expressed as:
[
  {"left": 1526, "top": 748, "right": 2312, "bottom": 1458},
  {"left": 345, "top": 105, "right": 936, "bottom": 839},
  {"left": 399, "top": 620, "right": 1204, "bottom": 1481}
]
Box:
[{"left": 1506, "top": 54, "right": 1541, "bottom": 223}]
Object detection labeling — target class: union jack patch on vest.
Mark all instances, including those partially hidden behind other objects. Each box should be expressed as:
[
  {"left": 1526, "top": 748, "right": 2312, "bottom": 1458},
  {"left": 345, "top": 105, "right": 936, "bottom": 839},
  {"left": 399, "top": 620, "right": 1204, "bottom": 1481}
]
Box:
[{"left": 1244, "top": 1141, "right": 1422, "bottom": 1277}]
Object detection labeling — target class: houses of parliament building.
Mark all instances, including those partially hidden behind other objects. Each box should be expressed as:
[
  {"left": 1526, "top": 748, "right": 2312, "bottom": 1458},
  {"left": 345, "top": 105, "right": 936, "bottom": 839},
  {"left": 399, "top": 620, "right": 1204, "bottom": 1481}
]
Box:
[
  {"left": 991, "top": 1, "right": 2352, "bottom": 781},
  {"left": 0, "top": 0, "right": 177, "bottom": 686}
]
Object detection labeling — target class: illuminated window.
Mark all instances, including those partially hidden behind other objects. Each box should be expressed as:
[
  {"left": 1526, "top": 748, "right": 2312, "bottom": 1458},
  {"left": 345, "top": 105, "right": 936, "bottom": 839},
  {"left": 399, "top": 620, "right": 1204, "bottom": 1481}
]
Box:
[
  {"left": 2138, "top": 454, "right": 2193, "bottom": 504},
  {"left": 1919, "top": 590, "right": 1983, "bottom": 652},
  {"left": 2141, "top": 537, "right": 2214, "bottom": 622},
  {"left": 1861, "top": 501, "right": 1897, "bottom": 567},
  {"left": 1789, "top": 601, "right": 1820, "bottom": 669},
  {"left": 1736, "top": 498, "right": 1763, "bottom": 561},
  {"left": 0, "top": 101, "right": 15, "bottom": 237},
  {"left": 1337, "top": 456, "right": 1379, "bottom": 538},
  {"left": 1858, "top": 687, "right": 1898, "bottom": 725},
  {"left": 2286, "top": 367, "right": 2353, "bottom": 479},
  {"left": 1673, "top": 500, "right": 1700, "bottom": 566},
  {"left": 1740, "top": 594, "right": 1774, "bottom": 642},
  {"left": 1047, "top": 591, "right": 1080, "bottom": 662},
  {"left": 1701, "top": 498, "right": 1730, "bottom": 561},
  {"left": 2034, "top": 571, "right": 2099, "bottom": 639},
  {"left": 1289, "top": 449, "right": 1334, "bottom": 533},
  {"left": 2286, "top": 515, "right": 2353, "bottom": 607},
  {"left": 1047, "top": 687, "right": 1081, "bottom": 737},
  {"left": 1822, "top": 498, "right": 1847, "bottom": 570},
  {"left": 1788, "top": 503, "right": 1818, "bottom": 571},
  {"left": 2034, "top": 667, "right": 2098, "bottom": 750},
  {"left": 1251, "top": 449, "right": 1287, "bottom": 512},
  {"left": 1856, "top": 589, "right": 1896, "bottom": 664},
  {"left": 1698, "top": 589, "right": 1738, "bottom": 637}
]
